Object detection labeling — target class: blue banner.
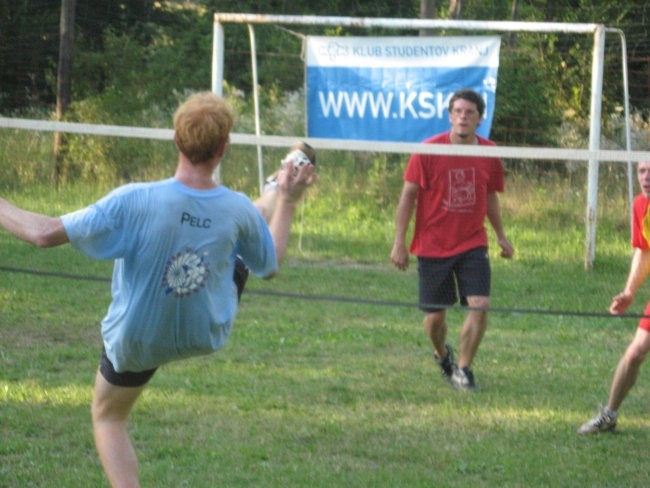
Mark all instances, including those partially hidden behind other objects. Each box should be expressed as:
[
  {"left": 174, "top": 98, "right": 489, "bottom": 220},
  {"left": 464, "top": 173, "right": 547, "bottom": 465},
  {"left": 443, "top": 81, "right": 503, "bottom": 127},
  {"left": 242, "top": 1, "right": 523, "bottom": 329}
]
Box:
[{"left": 306, "top": 36, "right": 501, "bottom": 143}]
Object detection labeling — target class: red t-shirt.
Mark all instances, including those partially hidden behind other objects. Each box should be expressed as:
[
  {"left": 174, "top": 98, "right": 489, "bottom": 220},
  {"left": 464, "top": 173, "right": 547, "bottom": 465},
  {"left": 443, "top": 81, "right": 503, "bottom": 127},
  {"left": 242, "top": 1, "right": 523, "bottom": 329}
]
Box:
[
  {"left": 404, "top": 132, "right": 504, "bottom": 258},
  {"left": 632, "top": 194, "right": 650, "bottom": 250},
  {"left": 632, "top": 195, "right": 650, "bottom": 331}
]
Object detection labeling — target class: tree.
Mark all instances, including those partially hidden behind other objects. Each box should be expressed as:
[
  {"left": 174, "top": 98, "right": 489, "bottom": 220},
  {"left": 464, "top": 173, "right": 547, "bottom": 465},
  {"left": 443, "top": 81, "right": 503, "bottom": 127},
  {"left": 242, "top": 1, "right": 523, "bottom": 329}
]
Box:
[
  {"left": 507, "top": 0, "right": 520, "bottom": 48},
  {"left": 53, "top": 0, "right": 75, "bottom": 183},
  {"left": 419, "top": 0, "right": 436, "bottom": 36},
  {"left": 448, "top": 0, "right": 461, "bottom": 19}
]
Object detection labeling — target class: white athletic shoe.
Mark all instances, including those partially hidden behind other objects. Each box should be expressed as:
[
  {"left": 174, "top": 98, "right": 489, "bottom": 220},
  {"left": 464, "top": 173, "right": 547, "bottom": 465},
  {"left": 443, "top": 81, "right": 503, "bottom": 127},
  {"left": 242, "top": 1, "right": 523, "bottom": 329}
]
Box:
[
  {"left": 264, "top": 141, "right": 316, "bottom": 193},
  {"left": 578, "top": 407, "right": 618, "bottom": 434},
  {"left": 452, "top": 366, "right": 477, "bottom": 391}
]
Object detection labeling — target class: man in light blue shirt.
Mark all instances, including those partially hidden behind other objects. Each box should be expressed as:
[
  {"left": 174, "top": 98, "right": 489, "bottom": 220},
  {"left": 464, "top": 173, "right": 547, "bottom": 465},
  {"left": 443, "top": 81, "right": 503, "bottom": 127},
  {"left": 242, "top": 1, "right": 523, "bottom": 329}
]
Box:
[
  {"left": 0, "top": 92, "right": 316, "bottom": 487},
  {"left": 62, "top": 176, "right": 276, "bottom": 374}
]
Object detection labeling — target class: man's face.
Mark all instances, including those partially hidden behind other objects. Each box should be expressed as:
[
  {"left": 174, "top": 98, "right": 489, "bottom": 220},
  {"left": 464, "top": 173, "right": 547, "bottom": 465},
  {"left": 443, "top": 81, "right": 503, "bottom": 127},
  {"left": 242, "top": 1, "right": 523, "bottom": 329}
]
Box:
[
  {"left": 638, "top": 161, "right": 650, "bottom": 198},
  {"left": 448, "top": 98, "right": 481, "bottom": 140}
]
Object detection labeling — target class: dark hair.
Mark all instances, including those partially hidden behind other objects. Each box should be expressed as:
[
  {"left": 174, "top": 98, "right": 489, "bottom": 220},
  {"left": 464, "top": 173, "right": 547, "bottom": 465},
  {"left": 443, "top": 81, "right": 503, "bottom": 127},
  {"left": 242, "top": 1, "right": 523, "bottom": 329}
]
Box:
[
  {"left": 291, "top": 141, "right": 316, "bottom": 165},
  {"left": 448, "top": 89, "right": 485, "bottom": 118}
]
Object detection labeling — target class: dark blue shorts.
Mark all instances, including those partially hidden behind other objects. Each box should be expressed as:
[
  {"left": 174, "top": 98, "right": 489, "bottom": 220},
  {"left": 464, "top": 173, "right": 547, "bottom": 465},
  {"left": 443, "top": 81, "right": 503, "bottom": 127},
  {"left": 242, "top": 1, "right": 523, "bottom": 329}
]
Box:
[
  {"left": 99, "top": 257, "right": 250, "bottom": 387},
  {"left": 417, "top": 246, "right": 490, "bottom": 312}
]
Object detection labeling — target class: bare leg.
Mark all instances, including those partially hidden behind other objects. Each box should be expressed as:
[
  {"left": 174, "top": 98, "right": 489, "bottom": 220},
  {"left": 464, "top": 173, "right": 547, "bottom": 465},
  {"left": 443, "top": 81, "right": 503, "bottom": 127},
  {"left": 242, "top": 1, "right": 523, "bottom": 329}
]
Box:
[
  {"left": 423, "top": 310, "right": 448, "bottom": 358},
  {"left": 607, "top": 327, "right": 650, "bottom": 412},
  {"left": 92, "top": 370, "right": 146, "bottom": 488},
  {"left": 458, "top": 296, "right": 489, "bottom": 369},
  {"left": 253, "top": 160, "right": 316, "bottom": 225},
  {"left": 253, "top": 189, "right": 278, "bottom": 223}
]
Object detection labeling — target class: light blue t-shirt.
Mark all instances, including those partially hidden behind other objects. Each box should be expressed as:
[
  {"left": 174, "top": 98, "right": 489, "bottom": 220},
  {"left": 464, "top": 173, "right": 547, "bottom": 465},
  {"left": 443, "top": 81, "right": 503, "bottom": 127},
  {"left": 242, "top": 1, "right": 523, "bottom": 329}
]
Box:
[{"left": 61, "top": 178, "right": 277, "bottom": 372}]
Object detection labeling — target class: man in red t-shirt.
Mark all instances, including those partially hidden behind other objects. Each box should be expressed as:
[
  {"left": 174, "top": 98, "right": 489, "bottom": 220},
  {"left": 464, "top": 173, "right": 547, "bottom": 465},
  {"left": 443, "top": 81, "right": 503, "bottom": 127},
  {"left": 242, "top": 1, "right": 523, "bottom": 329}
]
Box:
[
  {"left": 391, "top": 89, "right": 514, "bottom": 391},
  {"left": 579, "top": 160, "right": 650, "bottom": 433}
]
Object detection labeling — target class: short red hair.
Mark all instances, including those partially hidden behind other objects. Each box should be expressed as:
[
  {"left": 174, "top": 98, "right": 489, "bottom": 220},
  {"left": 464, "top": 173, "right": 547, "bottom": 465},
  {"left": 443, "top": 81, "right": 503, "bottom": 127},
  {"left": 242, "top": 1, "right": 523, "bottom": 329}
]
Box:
[{"left": 173, "top": 92, "right": 234, "bottom": 164}]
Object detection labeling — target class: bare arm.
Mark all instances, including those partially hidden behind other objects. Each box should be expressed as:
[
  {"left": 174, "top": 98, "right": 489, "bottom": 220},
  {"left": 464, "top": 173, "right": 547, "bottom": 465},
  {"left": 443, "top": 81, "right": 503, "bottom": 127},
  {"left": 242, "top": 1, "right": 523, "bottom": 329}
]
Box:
[
  {"left": 390, "top": 181, "right": 418, "bottom": 271},
  {"left": 0, "top": 198, "right": 69, "bottom": 248},
  {"left": 610, "top": 248, "right": 650, "bottom": 314},
  {"left": 486, "top": 192, "right": 514, "bottom": 259}
]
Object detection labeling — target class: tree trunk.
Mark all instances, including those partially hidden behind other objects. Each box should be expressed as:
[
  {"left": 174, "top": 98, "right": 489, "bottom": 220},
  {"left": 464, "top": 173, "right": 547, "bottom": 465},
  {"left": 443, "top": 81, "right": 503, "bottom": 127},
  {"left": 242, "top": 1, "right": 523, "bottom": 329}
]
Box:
[
  {"left": 53, "top": 0, "right": 76, "bottom": 184},
  {"left": 507, "top": 0, "right": 521, "bottom": 48},
  {"left": 419, "top": 0, "right": 437, "bottom": 37},
  {"left": 448, "top": 0, "right": 462, "bottom": 19}
]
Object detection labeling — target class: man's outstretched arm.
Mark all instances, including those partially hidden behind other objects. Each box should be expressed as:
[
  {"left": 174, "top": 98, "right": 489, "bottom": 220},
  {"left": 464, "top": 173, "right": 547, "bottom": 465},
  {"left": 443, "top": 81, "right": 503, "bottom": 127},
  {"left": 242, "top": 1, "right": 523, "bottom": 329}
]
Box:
[{"left": 0, "top": 198, "right": 69, "bottom": 247}]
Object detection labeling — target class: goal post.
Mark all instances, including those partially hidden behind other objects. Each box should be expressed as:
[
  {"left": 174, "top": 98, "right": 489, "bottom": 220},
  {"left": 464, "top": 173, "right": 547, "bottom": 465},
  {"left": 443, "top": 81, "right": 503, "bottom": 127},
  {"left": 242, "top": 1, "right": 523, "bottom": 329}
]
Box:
[
  {"left": 212, "top": 13, "right": 635, "bottom": 269},
  {"left": 0, "top": 15, "right": 644, "bottom": 269}
]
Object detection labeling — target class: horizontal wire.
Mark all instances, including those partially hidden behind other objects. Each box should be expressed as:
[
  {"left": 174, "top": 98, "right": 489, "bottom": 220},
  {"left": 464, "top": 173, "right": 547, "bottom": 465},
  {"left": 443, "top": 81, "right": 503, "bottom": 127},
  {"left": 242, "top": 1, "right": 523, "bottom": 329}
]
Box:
[{"left": 1, "top": 265, "right": 643, "bottom": 320}]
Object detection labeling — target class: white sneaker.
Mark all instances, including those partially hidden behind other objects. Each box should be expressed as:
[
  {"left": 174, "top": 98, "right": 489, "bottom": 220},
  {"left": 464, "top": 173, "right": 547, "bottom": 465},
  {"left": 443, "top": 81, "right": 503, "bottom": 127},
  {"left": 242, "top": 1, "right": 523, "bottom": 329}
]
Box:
[
  {"left": 578, "top": 407, "right": 617, "bottom": 434},
  {"left": 264, "top": 141, "right": 316, "bottom": 193},
  {"left": 452, "top": 366, "right": 477, "bottom": 391}
]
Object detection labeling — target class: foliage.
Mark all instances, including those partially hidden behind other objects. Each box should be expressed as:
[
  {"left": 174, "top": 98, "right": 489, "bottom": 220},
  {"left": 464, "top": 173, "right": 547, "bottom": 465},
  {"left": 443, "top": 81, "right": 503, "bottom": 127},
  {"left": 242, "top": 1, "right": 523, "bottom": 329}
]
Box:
[
  {"left": 492, "top": 46, "right": 561, "bottom": 147},
  {"left": 72, "top": 7, "right": 212, "bottom": 108},
  {"left": 0, "top": 0, "right": 59, "bottom": 111},
  {"left": 0, "top": 0, "right": 161, "bottom": 111}
]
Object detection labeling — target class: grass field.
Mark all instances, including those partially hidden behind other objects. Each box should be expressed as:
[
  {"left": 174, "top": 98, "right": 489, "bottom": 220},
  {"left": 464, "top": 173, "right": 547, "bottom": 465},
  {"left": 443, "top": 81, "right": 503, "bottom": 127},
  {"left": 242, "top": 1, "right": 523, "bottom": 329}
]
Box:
[{"left": 2, "top": 168, "right": 650, "bottom": 487}]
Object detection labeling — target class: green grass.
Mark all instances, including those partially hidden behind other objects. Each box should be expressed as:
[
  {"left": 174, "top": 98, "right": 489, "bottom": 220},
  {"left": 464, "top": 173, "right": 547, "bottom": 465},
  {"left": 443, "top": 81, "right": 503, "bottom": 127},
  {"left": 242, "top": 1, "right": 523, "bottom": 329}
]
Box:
[{"left": 2, "top": 171, "right": 650, "bottom": 487}]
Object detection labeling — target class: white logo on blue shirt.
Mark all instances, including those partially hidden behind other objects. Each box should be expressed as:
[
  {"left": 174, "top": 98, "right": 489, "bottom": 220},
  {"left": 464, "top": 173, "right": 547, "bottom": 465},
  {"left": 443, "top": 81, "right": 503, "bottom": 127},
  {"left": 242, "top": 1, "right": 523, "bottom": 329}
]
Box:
[{"left": 162, "top": 248, "right": 210, "bottom": 297}]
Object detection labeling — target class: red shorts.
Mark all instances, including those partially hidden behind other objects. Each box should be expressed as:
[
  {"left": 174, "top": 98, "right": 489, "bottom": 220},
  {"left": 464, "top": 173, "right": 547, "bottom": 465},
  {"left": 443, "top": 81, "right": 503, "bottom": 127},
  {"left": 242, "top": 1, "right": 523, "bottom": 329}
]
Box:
[{"left": 639, "top": 302, "right": 650, "bottom": 332}]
